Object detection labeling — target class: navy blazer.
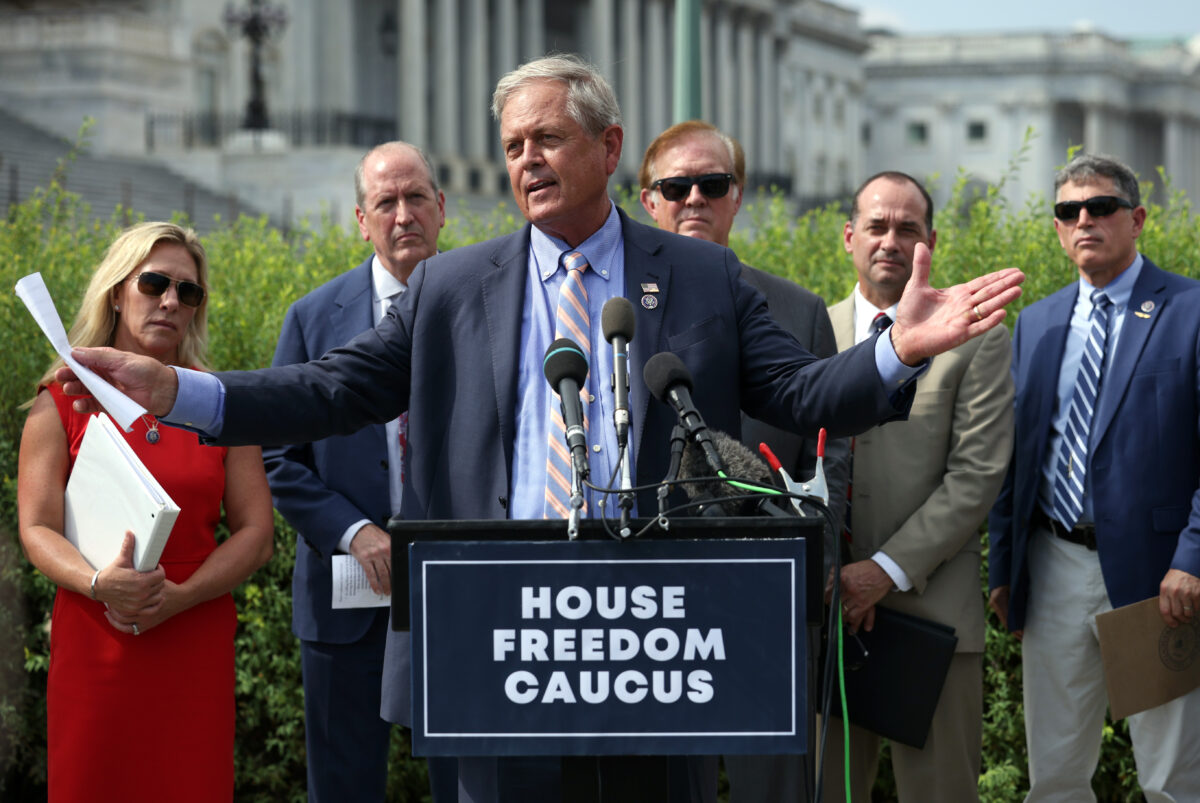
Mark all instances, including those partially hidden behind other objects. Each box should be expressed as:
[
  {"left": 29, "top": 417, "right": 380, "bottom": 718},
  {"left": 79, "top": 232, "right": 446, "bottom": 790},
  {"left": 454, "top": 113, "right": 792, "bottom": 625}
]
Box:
[
  {"left": 263, "top": 258, "right": 392, "bottom": 643},
  {"left": 218, "top": 211, "right": 907, "bottom": 527},
  {"left": 989, "top": 258, "right": 1200, "bottom": 631}
]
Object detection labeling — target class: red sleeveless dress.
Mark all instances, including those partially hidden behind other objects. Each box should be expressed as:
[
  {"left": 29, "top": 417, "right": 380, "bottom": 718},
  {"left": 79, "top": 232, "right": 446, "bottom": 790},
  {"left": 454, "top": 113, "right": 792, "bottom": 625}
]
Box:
[{"left": 45, "top": 384, "right": 235, "bottom": 802}]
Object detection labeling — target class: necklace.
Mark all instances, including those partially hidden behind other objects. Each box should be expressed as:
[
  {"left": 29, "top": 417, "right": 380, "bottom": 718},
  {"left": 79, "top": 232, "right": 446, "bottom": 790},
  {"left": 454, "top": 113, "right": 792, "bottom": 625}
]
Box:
[{"left": 141, "top": 414, "right": 160, "bottom": 444}]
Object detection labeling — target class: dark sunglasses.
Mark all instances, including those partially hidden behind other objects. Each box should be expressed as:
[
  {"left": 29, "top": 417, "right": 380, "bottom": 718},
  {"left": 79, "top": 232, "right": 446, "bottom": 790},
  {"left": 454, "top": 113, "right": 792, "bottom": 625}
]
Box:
[
  {"left": 134, "top": 271, "right": 206, "bottom": 308},
  {"left": 1053, "top": 195, "right": 1133, "bottom": 222},
  {"left": 651, "top": 173, "right": 734, "bottom": 202}
]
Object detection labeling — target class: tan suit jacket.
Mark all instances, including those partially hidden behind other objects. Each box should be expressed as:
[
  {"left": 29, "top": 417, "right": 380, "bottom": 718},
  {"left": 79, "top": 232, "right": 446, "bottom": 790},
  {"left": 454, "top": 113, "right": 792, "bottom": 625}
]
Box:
[{"left": 829, "top": 297, "right": 1013, "bottom": 653}]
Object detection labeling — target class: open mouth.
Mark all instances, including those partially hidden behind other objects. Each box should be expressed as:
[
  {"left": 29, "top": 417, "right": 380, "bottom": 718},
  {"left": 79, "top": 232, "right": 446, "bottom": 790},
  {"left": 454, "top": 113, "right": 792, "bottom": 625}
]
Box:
[{"left": 528, "top": 179, "right": 555, "bottom": 196}]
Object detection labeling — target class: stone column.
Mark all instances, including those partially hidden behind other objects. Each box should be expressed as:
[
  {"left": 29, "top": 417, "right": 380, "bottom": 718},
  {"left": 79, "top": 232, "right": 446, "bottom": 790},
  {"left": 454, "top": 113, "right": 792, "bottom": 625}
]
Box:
[
  {"left": 435, "top": 0, "right": 461, "bottom": 156},
  {"left": 645, "top": 0, "right": 668, "bottom": 137},
  {"left": 737, "top": 14, "right": 754, "bottom": 155},
  {"left": 520, "top": 0, "right": 544, "bottom": 61},
  {"left": 465, "top": 0, "right": 490, "bottom": 159},
  {"left": 591, "top": 0, "right": 615, "bottom": 73},
  {"left": 757, "top": 19, "right": 776, "bottom": 177},
  {"left": 398, "top": 0, "right": 428, "bottom": 147},
  {"left": 619, "top": 0, "right": 643, "bottom": 179},
  {"left": 699, "top": 3, "right": 713, "bottom": 120},
  {"left": 714, "top": 4, "right": 734, "bottom": 133}
]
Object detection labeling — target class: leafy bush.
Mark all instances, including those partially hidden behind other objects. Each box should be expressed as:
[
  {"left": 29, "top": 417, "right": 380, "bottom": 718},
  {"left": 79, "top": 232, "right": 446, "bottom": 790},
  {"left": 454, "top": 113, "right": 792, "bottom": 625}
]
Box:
[{"left": 2, "top": 142, "right": 1198, "bottom": 801}]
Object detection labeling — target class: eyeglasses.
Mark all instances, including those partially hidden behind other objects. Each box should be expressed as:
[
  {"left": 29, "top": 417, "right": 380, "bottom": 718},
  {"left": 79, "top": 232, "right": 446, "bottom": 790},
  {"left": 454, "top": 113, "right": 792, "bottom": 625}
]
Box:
[
  {"left": 651, "top": 173, "right": 734, "bottom": 202},
  {"left": 1053, "top": 195, "right": 1134, "bottom": 222},
  {"left": 133, "top": 271, "right": 206, "bottom": 308}
]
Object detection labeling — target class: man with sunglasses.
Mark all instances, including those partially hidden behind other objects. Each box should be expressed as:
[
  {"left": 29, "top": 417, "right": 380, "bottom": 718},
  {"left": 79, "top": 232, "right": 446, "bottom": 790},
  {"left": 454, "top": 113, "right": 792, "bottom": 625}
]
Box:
[
  {"left": 261, "top": 141, "right": 448, "bottom": 803},
  {"left": 639, "top": 121, "right": 851, "bottom": 802},
  {"left": 822, "top": 171, "right": 1013, "bottom": 803},
  {"left": 989, "top": 153, "right": 1200, "bottom": 800}
]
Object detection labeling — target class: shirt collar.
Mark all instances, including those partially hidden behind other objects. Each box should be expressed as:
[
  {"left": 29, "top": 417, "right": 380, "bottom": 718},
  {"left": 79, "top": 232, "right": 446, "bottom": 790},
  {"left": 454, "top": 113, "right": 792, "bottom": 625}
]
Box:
[
  {"left": 1078, "top": 252, "right": 1142, "bottom": 312},
  {"left": 851, "top": 284, "right": 899, "bottom": 343},
  {"left": 530, "top": 201, "right": 621, "bottom": 283},
  {"left": 371, "top": 254, "right": 408, "bottom": 301}
]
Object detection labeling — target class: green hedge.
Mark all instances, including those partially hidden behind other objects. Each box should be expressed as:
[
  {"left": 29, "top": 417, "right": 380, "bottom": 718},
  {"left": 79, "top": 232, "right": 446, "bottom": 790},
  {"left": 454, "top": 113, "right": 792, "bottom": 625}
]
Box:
[{"left": 2, "top": 147, "right": 1198, "bottom": 801}]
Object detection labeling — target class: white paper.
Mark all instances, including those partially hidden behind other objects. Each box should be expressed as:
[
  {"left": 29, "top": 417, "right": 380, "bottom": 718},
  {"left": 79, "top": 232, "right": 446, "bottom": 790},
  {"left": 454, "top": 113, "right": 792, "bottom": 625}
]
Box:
[
  {"left": 15, "top": 272, "right": 146, "bottom": 431},
  {"left": 331, "top": 554, "right": 391, "bottom": 608}
]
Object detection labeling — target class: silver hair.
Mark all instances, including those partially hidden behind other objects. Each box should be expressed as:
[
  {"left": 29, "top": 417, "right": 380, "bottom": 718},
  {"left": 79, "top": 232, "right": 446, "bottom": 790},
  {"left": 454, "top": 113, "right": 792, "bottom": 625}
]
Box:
[
  {"left": 491, "top": 54, "right": 623, "bottom": 136},
  {"left": 354, "top": 141, "right": 440, "bottom": 208},
  {"left": 1055, "top": 153, "right": 1140, "bottom": 207}
]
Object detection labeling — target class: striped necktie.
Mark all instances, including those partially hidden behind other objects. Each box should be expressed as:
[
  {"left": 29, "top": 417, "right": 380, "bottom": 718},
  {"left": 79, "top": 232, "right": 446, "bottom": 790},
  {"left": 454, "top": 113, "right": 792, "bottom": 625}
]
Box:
[
  {"left": 545, "top": 251, "right": 591, "bottom": 518},
  {"left": 1051, "top": 290, "right": 1112, "bottom": 529}
]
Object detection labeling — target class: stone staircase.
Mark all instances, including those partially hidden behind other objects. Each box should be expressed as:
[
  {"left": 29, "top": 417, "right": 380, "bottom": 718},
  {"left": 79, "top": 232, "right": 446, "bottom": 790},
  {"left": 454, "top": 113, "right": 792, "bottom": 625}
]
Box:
[{"left": 0, "top": 108, "right": 263, "bottom": 233}]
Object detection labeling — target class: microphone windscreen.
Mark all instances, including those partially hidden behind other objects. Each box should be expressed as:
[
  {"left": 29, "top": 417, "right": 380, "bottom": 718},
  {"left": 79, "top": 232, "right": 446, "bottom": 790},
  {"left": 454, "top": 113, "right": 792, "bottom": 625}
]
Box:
[
  {"left": 601, "top": 297, "right": 637, "bottom": 343},
  {"left": 643, "top": 351, "right": 692, "bottom": 402},
  {"left": 543, "top": 338, "right": 588, "bottom": 387},
  {"left": 678, "top": 430, "right": 775, "bottom": 511}
]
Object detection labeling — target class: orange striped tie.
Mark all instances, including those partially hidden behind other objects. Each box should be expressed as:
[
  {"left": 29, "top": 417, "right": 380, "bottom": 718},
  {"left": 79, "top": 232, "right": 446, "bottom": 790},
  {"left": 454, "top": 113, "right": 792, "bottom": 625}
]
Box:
[{"left": 545, "top": 251, "right": 592, "bottom": 518}]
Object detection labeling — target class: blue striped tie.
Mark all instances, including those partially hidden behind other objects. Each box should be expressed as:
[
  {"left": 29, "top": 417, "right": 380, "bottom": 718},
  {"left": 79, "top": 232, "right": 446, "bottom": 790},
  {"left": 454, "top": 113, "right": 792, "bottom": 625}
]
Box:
[
  {"left": 1051, "top": 290, "right": 1112, "bottom": 529},
  {"left": 545, "top": 251, "right": 591, "bottom": 518}
]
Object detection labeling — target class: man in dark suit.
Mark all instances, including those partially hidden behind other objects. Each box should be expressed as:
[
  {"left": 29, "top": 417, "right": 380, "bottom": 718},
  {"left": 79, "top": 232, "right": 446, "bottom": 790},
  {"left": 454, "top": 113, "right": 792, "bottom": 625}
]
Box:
[
  {"left": 63, "top": 55, "right": 1023, "bottom": 803},
  {"left": 639, "top": 120, "right": 850, "bottom": 803},
  {"left": 263, "top": 141, "right": 444, "bottom": 802},
  {"left": 989, "top": 153, "right": 1200, "bottom": 800}
]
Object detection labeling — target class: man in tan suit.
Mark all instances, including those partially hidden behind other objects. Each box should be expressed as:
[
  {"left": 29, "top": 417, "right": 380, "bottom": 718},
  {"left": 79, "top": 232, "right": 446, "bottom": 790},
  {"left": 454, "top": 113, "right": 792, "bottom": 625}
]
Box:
[{"left": 822, "top": 171, "right": 1013, "bottom": 802}]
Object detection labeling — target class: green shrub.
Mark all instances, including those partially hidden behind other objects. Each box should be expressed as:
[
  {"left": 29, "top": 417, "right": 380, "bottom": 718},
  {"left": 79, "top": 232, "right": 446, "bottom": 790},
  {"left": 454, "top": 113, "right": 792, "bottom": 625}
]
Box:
[{"left": 2, "top": 142, "right": 1198, "bottom": 801}]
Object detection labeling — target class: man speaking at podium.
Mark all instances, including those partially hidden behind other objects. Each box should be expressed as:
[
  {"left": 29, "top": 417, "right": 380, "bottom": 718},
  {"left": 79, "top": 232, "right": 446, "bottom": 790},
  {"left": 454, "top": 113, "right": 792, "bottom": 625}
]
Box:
[{"left": 60, "top": 55, "right": 1023, "bottom": 803}]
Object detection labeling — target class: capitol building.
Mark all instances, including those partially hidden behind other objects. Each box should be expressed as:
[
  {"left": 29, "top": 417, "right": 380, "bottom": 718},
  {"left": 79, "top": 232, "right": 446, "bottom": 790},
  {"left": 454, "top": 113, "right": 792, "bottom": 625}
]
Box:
[{"left": 0, "top": 0, "right": 1197, "bottom": 226}]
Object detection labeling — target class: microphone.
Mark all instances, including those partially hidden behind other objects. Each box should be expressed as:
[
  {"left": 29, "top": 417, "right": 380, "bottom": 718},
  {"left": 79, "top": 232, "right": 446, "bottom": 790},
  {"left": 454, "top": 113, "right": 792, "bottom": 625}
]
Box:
[
  {"left": 679, "top": 429, "right": 775, "bottom": 516},
  {"left": 543, "top": 338, "right": 590, "bottom": 480},
  {"left": 601, "top": 297, "right": 636, "bottom": 448},
  {"left": 643, "top": 352, "right": 725, "bottom": 475}
]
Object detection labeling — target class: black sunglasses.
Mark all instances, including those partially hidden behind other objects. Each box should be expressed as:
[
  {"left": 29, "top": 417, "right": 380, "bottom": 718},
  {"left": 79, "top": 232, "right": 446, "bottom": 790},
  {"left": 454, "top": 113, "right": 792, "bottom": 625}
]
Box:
[
  {"left": 134, "top": 271, "right": 206, "bottom": 308},
  {"left": 651, "top": 173, "right": 734, "bottom": 202},
  {"left": 1053, "top": 195, "right": 1134, "bottom": 222}
]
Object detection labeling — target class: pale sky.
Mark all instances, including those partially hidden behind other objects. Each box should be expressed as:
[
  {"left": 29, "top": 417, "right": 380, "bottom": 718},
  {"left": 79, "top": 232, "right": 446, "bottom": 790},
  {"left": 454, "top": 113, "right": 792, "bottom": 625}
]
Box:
[{"left": 846, "top": 0, "right": 1200, "bottom": 40}]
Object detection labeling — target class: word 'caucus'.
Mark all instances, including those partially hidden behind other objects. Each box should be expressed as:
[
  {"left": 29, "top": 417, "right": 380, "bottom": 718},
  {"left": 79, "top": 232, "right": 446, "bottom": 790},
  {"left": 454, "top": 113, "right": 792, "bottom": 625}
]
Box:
[{"left": 494, "top": 585, "right": 725, "bottom": 705}]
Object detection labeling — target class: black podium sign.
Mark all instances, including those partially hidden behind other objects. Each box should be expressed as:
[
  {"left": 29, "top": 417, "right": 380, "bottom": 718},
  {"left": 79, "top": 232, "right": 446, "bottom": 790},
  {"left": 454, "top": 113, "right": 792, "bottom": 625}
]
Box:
[{"left": 408, "top": 535, "right": 807, "bottom": 757}]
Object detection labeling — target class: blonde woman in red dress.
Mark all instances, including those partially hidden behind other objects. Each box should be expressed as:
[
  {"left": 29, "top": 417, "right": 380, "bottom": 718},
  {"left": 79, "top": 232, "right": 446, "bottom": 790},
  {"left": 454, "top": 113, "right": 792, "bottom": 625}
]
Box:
[{"left": 17, "top": 222, "right": 274, "bottom": 802}]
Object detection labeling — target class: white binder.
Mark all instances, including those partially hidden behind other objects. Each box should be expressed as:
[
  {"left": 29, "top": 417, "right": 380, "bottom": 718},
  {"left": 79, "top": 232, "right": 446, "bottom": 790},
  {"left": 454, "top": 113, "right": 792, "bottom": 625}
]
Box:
[{"left": 63, "top": 414, "right": 180, "bottom": 572}]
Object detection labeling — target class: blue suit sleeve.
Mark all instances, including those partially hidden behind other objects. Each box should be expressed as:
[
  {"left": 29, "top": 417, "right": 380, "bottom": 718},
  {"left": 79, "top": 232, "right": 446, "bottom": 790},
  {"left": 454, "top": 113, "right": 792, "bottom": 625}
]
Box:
[{"left": 262, "top": 303, "right": 376, "bottom": 559}]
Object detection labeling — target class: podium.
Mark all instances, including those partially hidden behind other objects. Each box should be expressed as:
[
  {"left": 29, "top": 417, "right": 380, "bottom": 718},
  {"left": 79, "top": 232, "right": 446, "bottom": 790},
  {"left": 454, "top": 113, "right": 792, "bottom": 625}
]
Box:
[{"left": 389, "top": 516, "right": 824, "bottom": 802}]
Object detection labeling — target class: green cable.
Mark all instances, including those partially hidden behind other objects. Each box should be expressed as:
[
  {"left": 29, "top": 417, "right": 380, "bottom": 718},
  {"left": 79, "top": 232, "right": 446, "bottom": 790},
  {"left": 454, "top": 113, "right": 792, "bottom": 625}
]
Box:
[
  {"left": 715, "top": 469, "right": 783, "bottom": 496},
  {"left": 838, "top": 607, "right": 852, "bottom": 803}
]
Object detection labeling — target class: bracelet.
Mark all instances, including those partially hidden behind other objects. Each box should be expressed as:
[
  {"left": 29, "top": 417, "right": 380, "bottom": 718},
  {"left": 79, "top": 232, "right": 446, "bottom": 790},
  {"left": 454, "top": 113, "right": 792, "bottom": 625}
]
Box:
[{"left": 89, "top": 570, "right": 100, "bottom": 600}]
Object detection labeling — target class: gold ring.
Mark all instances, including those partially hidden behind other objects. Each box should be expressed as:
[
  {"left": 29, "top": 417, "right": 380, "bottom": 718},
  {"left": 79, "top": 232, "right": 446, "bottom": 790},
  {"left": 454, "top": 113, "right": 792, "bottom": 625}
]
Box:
[{"left": 973, "top": 305, "right": 983, "bottom": 321}]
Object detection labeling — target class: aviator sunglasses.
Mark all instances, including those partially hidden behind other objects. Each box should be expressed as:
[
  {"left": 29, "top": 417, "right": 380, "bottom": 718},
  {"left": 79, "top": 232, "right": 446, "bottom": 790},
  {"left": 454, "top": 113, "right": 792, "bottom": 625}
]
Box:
[
  {"left": 652, "top": 173, "right": 734, "bottom": 202},
  {"left": 1053, "top": 195, "right": 1133, "bottom": 222},
  {"left": 133, "top": 271, "right": 206, "bottom": 308}
]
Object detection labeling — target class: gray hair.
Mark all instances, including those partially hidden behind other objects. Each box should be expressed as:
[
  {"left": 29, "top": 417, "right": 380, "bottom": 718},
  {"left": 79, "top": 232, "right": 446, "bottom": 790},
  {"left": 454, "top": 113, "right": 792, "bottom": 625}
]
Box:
[
  {"left": 1055, "top": 153, "right": 1140, "bottom": 208},
  {"left": 491, "top": 54, "right": 623, "bottom": 136},
  {"left": 354, "top": 141, "right": 440, "bottom": 208}
]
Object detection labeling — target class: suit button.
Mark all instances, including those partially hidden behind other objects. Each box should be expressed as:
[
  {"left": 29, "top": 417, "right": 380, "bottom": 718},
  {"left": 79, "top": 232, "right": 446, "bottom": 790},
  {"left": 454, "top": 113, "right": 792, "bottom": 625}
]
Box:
[{"left": 381, "top": 460, "right": 389, "bottom": 470}]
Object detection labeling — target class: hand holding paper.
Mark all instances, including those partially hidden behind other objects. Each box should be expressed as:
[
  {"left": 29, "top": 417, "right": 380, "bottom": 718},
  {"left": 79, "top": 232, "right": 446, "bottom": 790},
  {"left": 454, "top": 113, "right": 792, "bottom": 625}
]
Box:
[{"left": 15, "top": 273, "right": 149, "bottom": 430}]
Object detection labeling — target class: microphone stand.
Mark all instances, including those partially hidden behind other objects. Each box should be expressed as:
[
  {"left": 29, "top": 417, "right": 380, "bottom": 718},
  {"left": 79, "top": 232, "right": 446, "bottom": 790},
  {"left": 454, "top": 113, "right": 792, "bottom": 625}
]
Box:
[
  {"left": 568, "top": 464, "right": 585, "bottom": 540},
  {"left": 617, "top": 447, "right": 634, "bottom": 539}
]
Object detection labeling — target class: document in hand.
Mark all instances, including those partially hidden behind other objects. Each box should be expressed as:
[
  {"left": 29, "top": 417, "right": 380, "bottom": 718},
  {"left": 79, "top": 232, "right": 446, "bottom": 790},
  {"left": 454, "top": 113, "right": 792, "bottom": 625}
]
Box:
[
  {"left": 1097, "top": 597, "right": 1200, "bottom": 720},
  {"left": 63, "top": 414, "right": 180, "bottom": 572}
]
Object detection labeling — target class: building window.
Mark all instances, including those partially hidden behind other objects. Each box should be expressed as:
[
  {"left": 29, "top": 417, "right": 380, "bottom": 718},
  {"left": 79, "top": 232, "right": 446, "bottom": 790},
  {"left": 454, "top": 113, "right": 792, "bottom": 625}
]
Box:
[
  {"left": 834, "top": 98, "right": 845, "bottom": 127},
  {"left": 862, "top": 122, "right": 871, "bottom": 147},
  {"left": 906, "top": 121, "right": 929, "bottom": 146},
  {"left": 813, "top": 93, "right": 824, "bottom": 122},
  {"left": 967, "top": 120, "right": 988, "bottom": 143}
]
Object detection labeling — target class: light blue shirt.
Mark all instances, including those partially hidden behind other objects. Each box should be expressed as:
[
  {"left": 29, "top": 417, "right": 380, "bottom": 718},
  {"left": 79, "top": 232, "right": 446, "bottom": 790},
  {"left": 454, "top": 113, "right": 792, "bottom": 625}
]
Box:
[
  {"left": 510, "top": 203, "right": 626, "bottom": 519},
  {"left": 1038, "top": 253, "right": 1143, "bottom": 524}
]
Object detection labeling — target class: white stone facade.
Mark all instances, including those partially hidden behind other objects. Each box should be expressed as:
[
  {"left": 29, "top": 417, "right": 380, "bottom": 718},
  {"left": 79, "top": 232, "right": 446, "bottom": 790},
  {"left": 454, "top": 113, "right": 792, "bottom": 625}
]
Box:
[
  {"left": 0, "top": 0, "right": 866, "bottom": 223},
  {"left": 862, "top": 31, "right": 1200, "bottom": 209}
]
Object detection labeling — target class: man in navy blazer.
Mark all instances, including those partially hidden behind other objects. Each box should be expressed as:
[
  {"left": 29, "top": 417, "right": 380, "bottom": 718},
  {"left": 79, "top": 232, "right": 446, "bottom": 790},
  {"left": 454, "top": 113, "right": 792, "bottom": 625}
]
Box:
[
  {"left": 263, "top": 142, "right": 445, "bottom": 802},
  {"left": 64, "top": 55, "right": 1023, "bottom": 803},
  {"left": 989, "top": 153, "right": 1200, "bottom": 800}
]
